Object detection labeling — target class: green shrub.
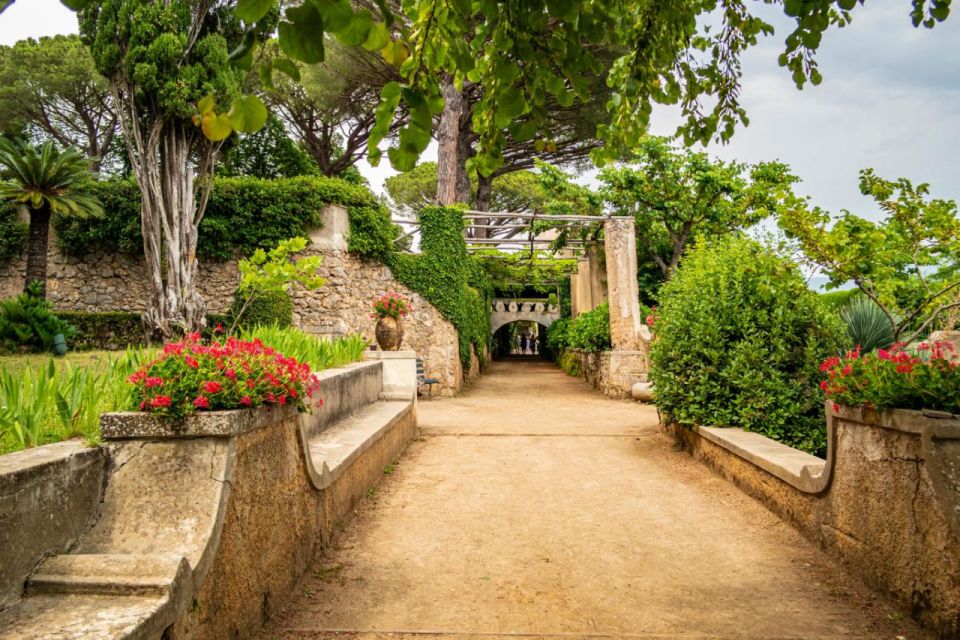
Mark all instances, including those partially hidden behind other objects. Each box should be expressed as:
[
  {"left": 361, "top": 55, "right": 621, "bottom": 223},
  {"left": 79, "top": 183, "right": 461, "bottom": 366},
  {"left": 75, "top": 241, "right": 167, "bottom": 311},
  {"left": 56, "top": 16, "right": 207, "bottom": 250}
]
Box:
[
  {"left": 55, "top": 311, "right": 145, "bottom": 351},
  {"left": 230, "top": 289, "right": 293, "bottom": 330},
  {"left": 557, "top": 350, "right": 580, "bottom": 376},
  {"left": 840, "top": 296, "right": 898, "bottom": 353},
  {"left": 567, "top": 303, "right": 611, "bottom": 351},
  {"left": 53, "top": 176, "right": 397, "bottom": 261},
  {"left": 0, "top": 202, "right": 27, "bottom": 262},
  {"left": 650, "top": 237, "right": 844, "bottom": 456},
  {"left": 0, "top": 284, "right": 76, "bottom": 354},
  {"left": 546, "top": 317, "right": 572, "bottom": 352},
  {"left": 819, "top": 288, "right": 859, "bottom": 310}
]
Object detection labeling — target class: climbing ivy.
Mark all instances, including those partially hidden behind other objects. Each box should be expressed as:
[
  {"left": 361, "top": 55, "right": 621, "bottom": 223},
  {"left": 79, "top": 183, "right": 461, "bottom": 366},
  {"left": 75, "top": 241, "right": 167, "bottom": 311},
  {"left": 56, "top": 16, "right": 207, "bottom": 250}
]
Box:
[
  {"left": 0, "top": 202, "right": 28, "bottom": 263},
  {"left": 386, "top": 206, "right": 492, "bottom": 371},
  {"left": 52, "top": 176, "right": 396, "bottom": 260}
]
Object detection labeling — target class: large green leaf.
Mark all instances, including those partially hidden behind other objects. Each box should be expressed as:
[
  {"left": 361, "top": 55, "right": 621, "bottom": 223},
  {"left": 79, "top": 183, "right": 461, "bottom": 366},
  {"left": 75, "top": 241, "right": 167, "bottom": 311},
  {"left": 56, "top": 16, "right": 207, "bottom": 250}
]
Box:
[
  {"left": 272, "top": 58, "right": 301, "bottom": 82},
  {"left": 202, "top": 112, "right": 234, "bottom": 141},
  {"left": 336, "top": 10, "right": 373, "bottom": 47},
  {"left": 234, "top": 0, "right": 274, "bottom": 23},
  {"left": 228, "top": 95, "right": 269, "bottom": 133},
  {"left": 278, "top": 3, "right": 326, "bottom": 63},
  {"left": 363, "top": 22, "right": 390, "bottom": 51},
  {"left": 317, "top": 0, "right": 353, "bottom": 31}
]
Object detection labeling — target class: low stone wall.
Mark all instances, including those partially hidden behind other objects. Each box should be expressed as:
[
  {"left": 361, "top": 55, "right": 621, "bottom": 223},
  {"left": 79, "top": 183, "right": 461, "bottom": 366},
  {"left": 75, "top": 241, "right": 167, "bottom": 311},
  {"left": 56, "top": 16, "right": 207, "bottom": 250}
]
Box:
[
  {"left": 0, "top": 358, "right": 419, "bottom": 639},
  {"left": 0, "top": 441, "right": 106, "bottom": 609},
  {"left": 560, "top": 348, "right": 648, "bottom": 399},
  {"left": 669, "top": 404, "right": 960, "bottom": 638}
]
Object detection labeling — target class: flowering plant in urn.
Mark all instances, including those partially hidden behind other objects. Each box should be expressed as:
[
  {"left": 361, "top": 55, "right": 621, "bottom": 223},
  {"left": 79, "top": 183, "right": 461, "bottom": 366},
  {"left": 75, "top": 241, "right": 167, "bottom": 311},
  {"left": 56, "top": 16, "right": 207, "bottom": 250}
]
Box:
[{"left": 372, "top": 293, "right": 410, "bottom": 350}]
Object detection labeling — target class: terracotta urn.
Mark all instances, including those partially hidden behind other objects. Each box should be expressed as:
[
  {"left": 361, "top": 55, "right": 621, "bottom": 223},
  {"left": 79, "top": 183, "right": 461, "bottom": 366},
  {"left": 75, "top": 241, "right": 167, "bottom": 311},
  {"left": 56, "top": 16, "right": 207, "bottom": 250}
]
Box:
[{"left": 375, "top": 316, "right": 404, "bottom": 351}]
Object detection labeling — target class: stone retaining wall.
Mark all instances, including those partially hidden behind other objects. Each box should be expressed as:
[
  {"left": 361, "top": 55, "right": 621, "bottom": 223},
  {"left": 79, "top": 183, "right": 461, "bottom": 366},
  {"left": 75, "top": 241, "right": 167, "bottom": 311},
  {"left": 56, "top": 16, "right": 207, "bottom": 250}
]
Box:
[
  {"left": 0, "top": 441, "right": 106, "bottom": 609},
  {"left": 0, "top": 358, "right": 419, "bottom": 639},
  {"left": 0, "top": 206, "right": 465, "bottom": 395},
  {"left": 669, "top": 404, "right": 960, "bottom": 638},
  {"left": 560, "top": 348, "right": 648, "bottom": 399}
]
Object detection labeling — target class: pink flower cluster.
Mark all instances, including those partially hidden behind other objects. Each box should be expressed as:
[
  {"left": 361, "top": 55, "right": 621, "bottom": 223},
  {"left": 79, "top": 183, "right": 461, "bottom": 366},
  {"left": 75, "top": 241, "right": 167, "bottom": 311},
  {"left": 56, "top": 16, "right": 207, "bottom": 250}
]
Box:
[
  {"left": 819, "top": 341, "right": 959, "bottom": 414},
  {"left": 371, "top": 292, "right": 411, "bottom": 320},
  {"left": 128, "top": 332, "right": 321, "bottom": 418}
]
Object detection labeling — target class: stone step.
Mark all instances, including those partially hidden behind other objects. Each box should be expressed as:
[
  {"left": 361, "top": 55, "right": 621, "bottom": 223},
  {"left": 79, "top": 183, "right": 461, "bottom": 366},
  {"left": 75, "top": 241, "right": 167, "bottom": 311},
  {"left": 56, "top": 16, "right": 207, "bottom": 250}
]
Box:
[
  {"left": 27, "top": 553, "right": 189, "bottom": 597},
  {"left": 304, "top": 400, "right": 412, "bottom": 490}
]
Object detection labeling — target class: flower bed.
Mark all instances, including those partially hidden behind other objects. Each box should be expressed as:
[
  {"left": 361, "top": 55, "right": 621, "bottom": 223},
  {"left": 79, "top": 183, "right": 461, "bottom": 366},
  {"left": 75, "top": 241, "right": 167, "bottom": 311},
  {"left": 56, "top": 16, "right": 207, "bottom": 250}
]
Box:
[
  {"left": 820, "top": 341, "right": 959, "bottom": 414},
  {"left": 128, "top": 333, "right": 320, "bottom": 419}
]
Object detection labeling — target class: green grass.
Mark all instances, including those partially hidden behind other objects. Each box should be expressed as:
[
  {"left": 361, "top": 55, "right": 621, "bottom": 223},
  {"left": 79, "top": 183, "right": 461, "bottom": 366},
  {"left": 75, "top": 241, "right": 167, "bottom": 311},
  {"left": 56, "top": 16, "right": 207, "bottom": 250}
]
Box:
[{"left": 0, "top": 327, "right": 368, "bottom": 457}]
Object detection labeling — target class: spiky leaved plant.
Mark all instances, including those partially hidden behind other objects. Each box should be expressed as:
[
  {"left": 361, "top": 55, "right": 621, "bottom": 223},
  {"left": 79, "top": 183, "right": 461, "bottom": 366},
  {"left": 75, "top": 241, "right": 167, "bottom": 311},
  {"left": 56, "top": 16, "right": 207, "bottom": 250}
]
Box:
[
  {"left": 0, "top": 137, "right": 101, "bottom": 297},
  {"left": 840, "top": 295, "right": 899, "bottom": 353}
]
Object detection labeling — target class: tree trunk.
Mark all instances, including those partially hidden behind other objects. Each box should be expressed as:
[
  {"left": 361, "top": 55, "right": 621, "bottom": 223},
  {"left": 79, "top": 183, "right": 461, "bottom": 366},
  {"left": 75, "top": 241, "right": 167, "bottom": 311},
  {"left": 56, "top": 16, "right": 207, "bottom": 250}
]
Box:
[
  {"left": 474, "top": 173, "right": 493, "bottom": 239},
  {"left": 436, "top": 77, "right": 471, "bottom": 206},
  {"left": 24, "top": 205, "right": 51, "bottom": 298},
  {"left": 119, "top": 96, "right": 210, "bottom": 339}
]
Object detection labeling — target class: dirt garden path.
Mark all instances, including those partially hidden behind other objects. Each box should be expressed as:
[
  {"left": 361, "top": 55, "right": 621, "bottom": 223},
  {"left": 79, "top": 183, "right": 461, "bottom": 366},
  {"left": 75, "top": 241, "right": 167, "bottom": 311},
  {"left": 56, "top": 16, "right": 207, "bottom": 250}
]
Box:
[{"left": 260, "top": 360, "right": 929, "bottom": 640}]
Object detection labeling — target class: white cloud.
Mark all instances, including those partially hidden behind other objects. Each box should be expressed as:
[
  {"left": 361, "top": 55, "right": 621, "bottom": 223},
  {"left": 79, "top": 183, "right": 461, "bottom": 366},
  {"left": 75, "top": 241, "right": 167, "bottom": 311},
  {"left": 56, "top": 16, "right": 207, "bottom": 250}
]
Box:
[{"left": 0, "top": 0, "right": 77, "bottom": 45}]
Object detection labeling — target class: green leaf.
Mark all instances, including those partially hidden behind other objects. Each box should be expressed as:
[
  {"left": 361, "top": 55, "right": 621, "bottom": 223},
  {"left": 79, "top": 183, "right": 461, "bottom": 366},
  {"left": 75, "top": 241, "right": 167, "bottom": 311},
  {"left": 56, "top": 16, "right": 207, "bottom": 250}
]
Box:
[
  {"left": 228, "top": 95, "right": 269, "bottom": 133},
  {"left": 317, "top": 0, "right": 353, "bottom": 30},
  {"left": 546, "top": 0, "right": 578, "bottom": 21},
  {"left": 336, "top": 10, "right": 373, "bottom": 47},
  {"left": 363, "top": 22, "right": 390, "bottom": 51},
  {"left": 258, "top": 60, "right": 275, "bottom": 90},
  {"left": 235, "top": 0, "right": 274, "bottom": 23},
  {"left": 380, "top": 40, "right": 409, "bottom": 66},
  {"left": 202, "top": 112, "right": 234, "bottom": 141},
  {"left": 197, "top": 94, "right": 216, "bottom": 115},
  {"left": 59, "top": 0, "right": 92, "bottom": 9},
  {"left": 1, "top": 0, "right": 16, "bottom": 13},
  {"left": 228, "top": 31, "right": 257, "bottom": 70},
  {"left": 278, "top": 13, "right": 325, "bottom": 63},
  {"left": 272, "top": 58, "right": 301, "bottom": 81}
]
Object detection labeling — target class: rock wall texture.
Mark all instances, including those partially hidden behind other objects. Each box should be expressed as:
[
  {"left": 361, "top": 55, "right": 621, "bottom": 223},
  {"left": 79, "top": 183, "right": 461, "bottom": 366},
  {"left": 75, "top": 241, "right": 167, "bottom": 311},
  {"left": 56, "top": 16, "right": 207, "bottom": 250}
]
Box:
[
  {"left": 293, "top": 248, "right": 462, "bottom": 395},
  {"left": 0, "top": 226, "right": 464, "bottom": 395},
  {"left": 669, "top": 405, "right": 960, "bottom": 639},
  {"left": 0, "top": 236, "right": 239, "bottom": 314},
  {"left": 560, "top": 349, "right": 648, "bottom": 400},
  {"left": 0, "top": 441, "right": 106, "bottom": 609}
]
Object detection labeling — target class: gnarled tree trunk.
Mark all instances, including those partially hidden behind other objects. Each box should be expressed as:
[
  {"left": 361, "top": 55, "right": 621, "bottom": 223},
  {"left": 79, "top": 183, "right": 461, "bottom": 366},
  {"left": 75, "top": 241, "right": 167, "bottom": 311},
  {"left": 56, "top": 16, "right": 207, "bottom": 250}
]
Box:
[
  {"left": 24, "top": 205, "right": 51, "bottom": 297},
  {"left": 115, "top": 82, "right": 214, "bottom": 339}
]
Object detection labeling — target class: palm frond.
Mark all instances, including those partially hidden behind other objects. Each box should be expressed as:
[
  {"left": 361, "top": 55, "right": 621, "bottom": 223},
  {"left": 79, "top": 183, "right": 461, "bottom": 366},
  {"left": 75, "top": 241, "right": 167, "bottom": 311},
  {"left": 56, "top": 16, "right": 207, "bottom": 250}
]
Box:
[{"left": 0, "top": 136, "right": 102, "bottom": 218}]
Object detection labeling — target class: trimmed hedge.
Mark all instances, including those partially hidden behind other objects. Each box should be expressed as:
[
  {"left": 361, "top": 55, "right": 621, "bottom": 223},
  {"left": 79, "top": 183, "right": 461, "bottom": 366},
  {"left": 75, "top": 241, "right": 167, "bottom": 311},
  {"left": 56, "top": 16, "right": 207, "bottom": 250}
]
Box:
[
  {"left": 229, "top": 289, "right": 293, "bottom": 330},
  {"left": 649, "top": 236, "right": 844, "bottom": 456},
  {"left": 545, "top": 304, "right": 611, "bottom": 352},
  {"left": 387, "top": 206, "right": 492, "bottom": 371},
  {"left": 56, "top": 311, "right": 145, "bottom": 351},
  {"left": 53, "top": 176, "right": 397, "bottom": 261}
]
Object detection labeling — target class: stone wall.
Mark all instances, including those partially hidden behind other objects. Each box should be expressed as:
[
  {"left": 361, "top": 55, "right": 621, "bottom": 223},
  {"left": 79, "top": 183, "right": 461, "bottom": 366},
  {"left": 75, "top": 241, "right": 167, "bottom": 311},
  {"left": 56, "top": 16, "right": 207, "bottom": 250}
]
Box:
[
  {"left": 669, "top": 404, "right": 960, "bottom": 638},
  {"left": 0, "top": 207, "right": 465, "bottom": 395},
  {"left": 560, "top": 348, "right": 648, "bottom": 399},
  {"left": 0, "top": 441, "right": 106, "bottom": 609},
  {"left": 0, "top": 359, "right": 419, "bottom": 639},
  {"left": 293, "top": 248, "right": 463, "bottom": 395},
  {"left": 0, "top": 233, "right": 239, "bottom": 314}
]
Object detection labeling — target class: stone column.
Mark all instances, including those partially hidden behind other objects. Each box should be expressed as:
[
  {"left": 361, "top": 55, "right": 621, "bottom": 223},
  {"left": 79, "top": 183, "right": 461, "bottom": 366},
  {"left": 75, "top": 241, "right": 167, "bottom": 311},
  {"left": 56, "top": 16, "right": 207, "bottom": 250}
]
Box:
[
  {"left": 308, "top": 204, "right": 349, "bottom": 252},
  {"left": 603, "top": 218, "right": 646, "bottom": 351},
  {"left": 569, "top": 273, "right": 580, "bottom": 317},
  {"left": 587, "top": 243, "right": 607, "bottom": 308}
]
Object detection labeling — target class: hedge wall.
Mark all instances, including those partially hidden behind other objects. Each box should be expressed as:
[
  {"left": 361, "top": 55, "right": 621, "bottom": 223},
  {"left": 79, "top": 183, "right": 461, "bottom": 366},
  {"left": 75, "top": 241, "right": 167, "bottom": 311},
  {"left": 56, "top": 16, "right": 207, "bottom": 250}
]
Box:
[
  {"left": 386, "top": 206, "right": 492, "bottom": 371},
  {"left": 56, "top": 311, "right": 145, "bottom": 351},
  {"left": 52, "top": 176, "right": 397, "bottom": 261}
]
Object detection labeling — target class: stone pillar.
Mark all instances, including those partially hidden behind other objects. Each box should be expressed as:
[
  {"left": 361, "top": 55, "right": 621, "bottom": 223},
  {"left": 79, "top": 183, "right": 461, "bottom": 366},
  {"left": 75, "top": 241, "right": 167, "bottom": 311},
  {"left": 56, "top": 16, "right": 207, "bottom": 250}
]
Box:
[
  {"left": 364, "top": 350, "right": 418, "bottom": 403},
  {"left": 603, "top": 218, "right": 646, "bottom": 351},
  {"left": 309, "top": 204, "right": 349, "bottom": 252},
  {"left": 587, "top": 243, "right": 607, "bottom": 308},
  {"left": 569, "top": 273, "right": 580, "bottom": 317}
]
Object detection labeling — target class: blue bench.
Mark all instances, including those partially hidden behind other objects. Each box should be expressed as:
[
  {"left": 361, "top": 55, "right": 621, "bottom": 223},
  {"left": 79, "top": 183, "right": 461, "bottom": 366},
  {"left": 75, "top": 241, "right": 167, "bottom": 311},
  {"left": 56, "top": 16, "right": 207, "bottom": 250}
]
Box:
[{"left": 417, "top": 359, "right": 440, "bottom": 398}]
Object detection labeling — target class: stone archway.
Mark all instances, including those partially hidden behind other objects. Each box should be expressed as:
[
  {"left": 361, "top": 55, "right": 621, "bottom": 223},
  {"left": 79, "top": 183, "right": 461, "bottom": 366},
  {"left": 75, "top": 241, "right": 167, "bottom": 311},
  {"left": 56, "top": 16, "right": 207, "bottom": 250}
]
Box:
[{"left": 490, "top": 299, "right": 561, "bottom": 335}]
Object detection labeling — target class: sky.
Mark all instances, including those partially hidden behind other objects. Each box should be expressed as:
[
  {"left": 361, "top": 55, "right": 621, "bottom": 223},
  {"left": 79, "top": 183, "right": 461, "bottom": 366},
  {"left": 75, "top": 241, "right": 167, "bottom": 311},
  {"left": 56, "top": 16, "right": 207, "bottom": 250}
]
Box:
[{"left": 1, "top": 0, "right": 958, "bottom": 220}]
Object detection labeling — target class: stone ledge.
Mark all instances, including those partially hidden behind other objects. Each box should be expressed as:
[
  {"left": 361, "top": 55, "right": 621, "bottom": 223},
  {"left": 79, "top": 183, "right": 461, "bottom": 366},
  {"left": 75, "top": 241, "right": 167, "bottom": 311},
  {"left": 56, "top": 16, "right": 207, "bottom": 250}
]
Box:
[
  {"left": 100, "top": 404, "right": 299, "bottom": 440},
  {"left": 303, "top": 400, "right": 413, "bottom": 490},
  {"left": 697, "top": 426, "right": 827, "bottom": 493}
]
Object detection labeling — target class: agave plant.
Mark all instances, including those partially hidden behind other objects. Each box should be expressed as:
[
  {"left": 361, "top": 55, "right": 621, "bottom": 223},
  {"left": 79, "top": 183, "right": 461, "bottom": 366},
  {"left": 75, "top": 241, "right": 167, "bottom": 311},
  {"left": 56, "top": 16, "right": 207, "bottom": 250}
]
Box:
[
  {"left": 840, "top": 296, "right": 899, "bottom": 353},
  {"left": 0, "top": 136, "right": 102, "bottom": 297}
]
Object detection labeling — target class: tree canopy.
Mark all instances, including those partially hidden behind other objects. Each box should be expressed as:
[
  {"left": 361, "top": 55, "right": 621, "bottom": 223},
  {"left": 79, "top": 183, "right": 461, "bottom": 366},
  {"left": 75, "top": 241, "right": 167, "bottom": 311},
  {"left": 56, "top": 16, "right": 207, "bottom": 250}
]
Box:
[
  {"left": 778, "top": 169, "right": 960, "bottom": 343},
  {"left": 600, "top": 137, "right": 800, "bottom": 278},
  {"left": 0, "top": 35, "right": 116, "bottom": 171}
]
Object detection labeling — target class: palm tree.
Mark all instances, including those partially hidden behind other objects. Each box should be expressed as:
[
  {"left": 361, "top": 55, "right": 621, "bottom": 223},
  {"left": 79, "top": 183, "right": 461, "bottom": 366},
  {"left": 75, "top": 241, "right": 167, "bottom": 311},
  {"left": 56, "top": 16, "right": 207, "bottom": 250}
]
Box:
[{"left": 0, "top": 137, "right": 102, "bottom": 298}]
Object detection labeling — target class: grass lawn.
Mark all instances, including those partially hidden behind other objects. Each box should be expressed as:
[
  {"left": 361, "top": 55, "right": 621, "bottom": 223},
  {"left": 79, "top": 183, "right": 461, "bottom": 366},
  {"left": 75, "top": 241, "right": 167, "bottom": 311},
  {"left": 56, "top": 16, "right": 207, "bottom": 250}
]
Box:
[{"left": 0, "top": 350, "right": 122, "bottom": 377}]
